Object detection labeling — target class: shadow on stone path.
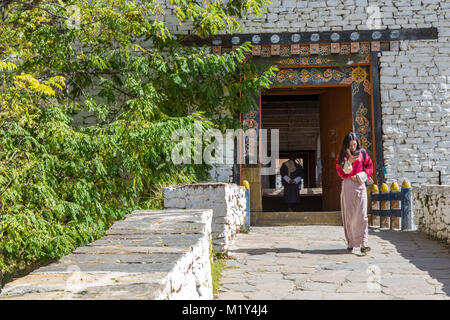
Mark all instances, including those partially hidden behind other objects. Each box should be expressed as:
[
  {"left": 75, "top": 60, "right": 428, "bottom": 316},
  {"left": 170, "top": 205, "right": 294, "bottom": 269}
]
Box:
[
  {"left": 373, "top": 229, "right": 450, "bottom": 297},
  {"left": 215, "top": 226, "right": 450, "bottom": 300}
]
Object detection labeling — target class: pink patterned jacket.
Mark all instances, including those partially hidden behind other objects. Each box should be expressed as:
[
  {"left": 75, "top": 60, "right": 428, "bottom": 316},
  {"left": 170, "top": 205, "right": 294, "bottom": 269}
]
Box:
[{"left": 336, "top": 149, "right": 373, "bottom": 180}]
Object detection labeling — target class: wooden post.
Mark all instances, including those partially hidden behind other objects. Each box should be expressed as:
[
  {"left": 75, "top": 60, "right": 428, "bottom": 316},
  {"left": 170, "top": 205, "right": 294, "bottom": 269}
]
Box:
[
  {"left": 241, "top": 167, "right": 262, "bottom": 225},
  {"left": 242, "top": 180, "right": 251, "bottom": 231},
  {"left": 401, "top": 179, "right": 415, "bottom": 231},
  {"left": 390, "top": 181, "right": 400, "bottom": 230},
  {"left": 370, "top": 184, "right": 379, "bottom": 227},
  {"left": 380, "top": 183, "right": 390, "bottom": 229}
]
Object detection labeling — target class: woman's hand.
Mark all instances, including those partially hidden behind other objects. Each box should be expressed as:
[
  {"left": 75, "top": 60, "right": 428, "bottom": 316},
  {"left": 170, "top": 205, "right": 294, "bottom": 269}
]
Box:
[
  {"left": 350, "top": 176, "right": 358, "bottom": 182},
  {"left": 348, "top": 154, "right": 357, "bottom": 164}
]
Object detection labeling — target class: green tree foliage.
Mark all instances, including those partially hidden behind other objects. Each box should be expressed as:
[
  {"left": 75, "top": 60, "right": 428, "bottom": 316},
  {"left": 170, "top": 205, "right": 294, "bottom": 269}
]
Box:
[{"left": 0, "top": 0, "right": 276, "bottom": 277}]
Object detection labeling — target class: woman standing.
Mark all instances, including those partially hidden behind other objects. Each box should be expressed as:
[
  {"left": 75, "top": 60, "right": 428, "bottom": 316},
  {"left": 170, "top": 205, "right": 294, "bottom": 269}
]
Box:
[{"left": 336, "top": 132, "right": 373, "bottom": 254}]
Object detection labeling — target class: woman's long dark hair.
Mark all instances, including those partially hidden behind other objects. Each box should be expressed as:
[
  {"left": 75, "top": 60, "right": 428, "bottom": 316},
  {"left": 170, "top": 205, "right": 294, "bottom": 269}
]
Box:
[{"left": 338, "top": 132, "right": 361, "bottom": 167}]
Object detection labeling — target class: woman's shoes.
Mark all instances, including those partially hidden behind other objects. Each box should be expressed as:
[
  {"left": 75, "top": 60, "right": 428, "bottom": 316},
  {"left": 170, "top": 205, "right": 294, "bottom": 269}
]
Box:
[
  {"left": 360, "top": 246, "right": 371, "bottom": 254},
  {"left": 346, "top": 247, "right": 353, "bottom": 252}
]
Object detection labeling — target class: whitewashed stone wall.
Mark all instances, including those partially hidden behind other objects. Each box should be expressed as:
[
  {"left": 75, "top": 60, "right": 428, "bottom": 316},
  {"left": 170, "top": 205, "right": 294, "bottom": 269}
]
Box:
[
  {"left": 163, "top": 183, "right": 247, "bottom": 252},
  {"left": 207, "top": 139, "right": 235, "bottom": 182},
  {"left": 413, "top": 185, "right": 450, "bottom": 244},
  {"left": 158, "top": 209, "right": 213, "bottom": 300},
  {"left": 208, "top": 163, "right": 234, "bottom": 183},
  {"left": 0, "top": 209, "right": 214, "bottom": 300}
]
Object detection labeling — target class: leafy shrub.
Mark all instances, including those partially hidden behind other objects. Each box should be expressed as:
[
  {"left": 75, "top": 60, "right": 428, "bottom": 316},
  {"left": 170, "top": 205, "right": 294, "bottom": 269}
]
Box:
[{"left": 0, "top": 0, "right": 275, "bottom": 279}]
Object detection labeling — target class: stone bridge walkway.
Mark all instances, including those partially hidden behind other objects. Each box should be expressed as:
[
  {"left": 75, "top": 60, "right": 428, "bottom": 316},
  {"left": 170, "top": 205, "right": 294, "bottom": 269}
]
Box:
[{"left": 216, "top": 226, "right": 450, "bottom": 300}]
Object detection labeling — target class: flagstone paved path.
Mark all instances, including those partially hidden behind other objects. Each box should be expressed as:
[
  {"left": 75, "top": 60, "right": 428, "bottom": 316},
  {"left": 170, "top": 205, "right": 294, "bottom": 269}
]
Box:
[{"left": 215, "top": 226, "right": 450, "bottom": 300}]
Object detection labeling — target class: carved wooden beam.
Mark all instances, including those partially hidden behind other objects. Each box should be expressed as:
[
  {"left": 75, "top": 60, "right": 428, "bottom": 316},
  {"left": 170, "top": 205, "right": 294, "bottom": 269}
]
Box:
[{"left": 181, "top": 27, "right": 438, "bottom": 47}]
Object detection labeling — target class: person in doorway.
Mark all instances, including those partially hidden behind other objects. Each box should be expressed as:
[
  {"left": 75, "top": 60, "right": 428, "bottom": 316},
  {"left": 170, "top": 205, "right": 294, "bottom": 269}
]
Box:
[
  {"left": 336, "top": 132, "right": 373, "bottom": 255},
  {"left": 280, "top": 152, "right": 304, "bottom": 212}
]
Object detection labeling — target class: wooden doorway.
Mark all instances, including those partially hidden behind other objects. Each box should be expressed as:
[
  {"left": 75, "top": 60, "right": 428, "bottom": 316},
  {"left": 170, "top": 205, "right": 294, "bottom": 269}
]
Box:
[
  {"left": 320, "top": 87, "right": 353, "bottom": 211},
  {"left": 256, "top": 86, "right": 352, "bottom": 212}
]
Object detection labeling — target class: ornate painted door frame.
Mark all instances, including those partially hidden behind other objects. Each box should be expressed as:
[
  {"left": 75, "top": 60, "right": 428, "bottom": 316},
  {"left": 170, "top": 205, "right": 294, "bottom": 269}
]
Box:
[{"left": 240, "top": 52, "right": 383, "bottom": 185}]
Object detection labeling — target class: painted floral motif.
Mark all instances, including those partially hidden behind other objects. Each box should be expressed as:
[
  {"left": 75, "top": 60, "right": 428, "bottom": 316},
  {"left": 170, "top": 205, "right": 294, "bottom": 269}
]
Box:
[
  {"left": 247, "top": 110, "right": 257, "bottom": 119},
  {"left": 363, "top": 79, "right": 371, "bottom": 94},
  {"left": 323, "top": 69, "right": 333, "bottom": 81},
  {"left": 252, "top": 45, "right": 261, "bottom": 56},
  {"left": 371, "top": 41, "right": 380, "bottom": 52},
  {"left": 276, "top": 69, "right": 297, "bottom": 82},
  {"left": 310, "top": 43, "right": 319, "bottom": 54},
  {"left": 340, "top": 77, "right": 353, "bottom": 84},
  {"left": 221, "top": 47, "right": 232, "bottom": 54},
  {"left": 273, "top": 68, "right": 348, "bottom": 84},
  {"left": 299, "top": 69, "right": 311, "bottom": 83},
  {"left": 356, "top": 103, "right": 370, "bottom": 149},
  {"left": 319, "top": 44, "right": 330, "bottom": 56},
  {"left": 332, "top": 70, "right": 345, "bottom": 80},
  {"left": 358, "top": 125, "right": 368, "bottom": 135},
  {"left": 340, "top": 44, "right": 350, "bottom": 55},
  {"left": 331, "top": 43, "right": 340, "bottom": 54},
  {"left": 351, "top": 66, "right": 368, "bottom": 84},
  {"left": 360, "top": 136, "right": 370, "bottom": 149},
  {"left": 244, "top": 118, "right": 258, "bottom": 129},
  {"left": 291, "top": 44, "right": 300, "bottom": 55},
  {"left": 312, "top": 71, "right": 322, "bottom": 81},
  {"left": 352, "top": 81, "right": 360, "bottom": 96},
  {"left": 360, "top": 42, "right": 370, "bottom": 54},
  {"left": 261, "top": 46, "right": 271, "bottom": 57},
  {"left": 300, "top": 45, "right": 309, "bottom": 56},
  {"left": 271, "top": 45, "right": 280, "bottom": 56},
  {"left": 351, "top": 42, "right": 360, "bottom": 53},
  {"left": 280, "top": 45, "right": 290, "bottom": 57},
  {"left": 357, "top": 105, "right": 368, "bottom": 116},
  {"left": 356, "top": 116, "right": 369, "bottom": 127}
]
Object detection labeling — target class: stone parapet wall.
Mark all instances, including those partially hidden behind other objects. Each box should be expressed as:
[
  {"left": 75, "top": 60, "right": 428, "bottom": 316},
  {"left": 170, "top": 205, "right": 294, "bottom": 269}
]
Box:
[
  {"left": 0, "top": 209, "right": 213, "bottom": 300},
  {"left": 163, "top": 183, "right": 247, "bottom": 252},
  {"left": 413, "top": 185, "right": 450, "bottom": 244}
]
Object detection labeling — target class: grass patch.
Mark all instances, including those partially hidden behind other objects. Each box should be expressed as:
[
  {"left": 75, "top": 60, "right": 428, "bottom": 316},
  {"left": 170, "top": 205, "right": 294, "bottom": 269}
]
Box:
[
  {"left": 211, "top": 251, "right": 227, "bottom": 295},
  {"left": 209, "top": 235, "right": 230, "bottom": 295},
  {"left": 239, "top": 225, "right": 249, "bottom": 234}
]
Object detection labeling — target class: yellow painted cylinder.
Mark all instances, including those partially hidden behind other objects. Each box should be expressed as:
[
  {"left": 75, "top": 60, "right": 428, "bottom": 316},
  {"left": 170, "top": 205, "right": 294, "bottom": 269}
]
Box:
[{"left": 401, "top": 179, "right": 411, "bottom": 188}]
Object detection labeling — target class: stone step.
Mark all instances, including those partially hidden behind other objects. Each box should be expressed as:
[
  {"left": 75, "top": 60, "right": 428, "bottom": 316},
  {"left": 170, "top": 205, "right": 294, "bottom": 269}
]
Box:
[{"left": 251, "top": 211, "right": 343, "bottom": 226}]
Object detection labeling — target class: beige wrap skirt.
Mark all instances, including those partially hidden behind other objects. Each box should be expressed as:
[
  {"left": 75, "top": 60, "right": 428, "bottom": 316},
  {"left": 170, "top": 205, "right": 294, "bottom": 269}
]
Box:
[{"left": 340, "top": 178, "right": 368, "bottom": 248}]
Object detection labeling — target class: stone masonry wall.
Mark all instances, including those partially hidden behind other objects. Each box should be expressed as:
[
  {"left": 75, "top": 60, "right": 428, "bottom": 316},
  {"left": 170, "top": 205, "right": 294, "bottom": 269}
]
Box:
[
  {"left": 163, "top": 183, "right": 247, "bottom": 252},
  {"left": 207, "top": 140, "right": 235, "bottom": 183},
  {"left": 413, "top": 185, "right": 450, "bottom": 244}
]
